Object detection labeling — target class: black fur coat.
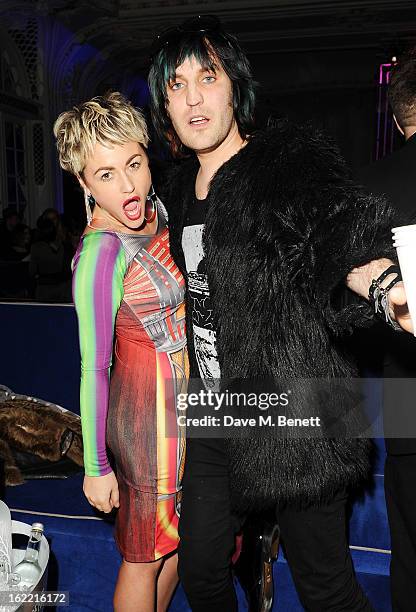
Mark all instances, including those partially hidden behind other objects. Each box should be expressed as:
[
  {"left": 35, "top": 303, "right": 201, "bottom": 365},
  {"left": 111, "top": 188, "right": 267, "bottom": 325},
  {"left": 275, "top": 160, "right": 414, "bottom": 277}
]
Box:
[{"left": 161, "top": 120, "right": 396, "bottom": 514}]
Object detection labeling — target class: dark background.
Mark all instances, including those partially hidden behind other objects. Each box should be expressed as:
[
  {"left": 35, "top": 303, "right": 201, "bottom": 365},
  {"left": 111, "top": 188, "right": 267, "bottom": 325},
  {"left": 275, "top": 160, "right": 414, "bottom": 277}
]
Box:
[{"left": 0, "top": 0, "right": 415, "bottom": 280}]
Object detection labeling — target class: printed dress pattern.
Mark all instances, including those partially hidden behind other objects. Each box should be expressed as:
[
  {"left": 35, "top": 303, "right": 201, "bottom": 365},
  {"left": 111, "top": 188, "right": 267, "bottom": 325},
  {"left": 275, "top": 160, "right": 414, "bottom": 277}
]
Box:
[{"left": 73, "top": 203, "right": 188, "bottom": 560}]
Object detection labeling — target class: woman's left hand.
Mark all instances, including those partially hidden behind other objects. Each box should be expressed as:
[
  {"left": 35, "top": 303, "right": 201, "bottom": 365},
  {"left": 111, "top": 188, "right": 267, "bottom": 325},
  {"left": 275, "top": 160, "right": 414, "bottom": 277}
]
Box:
[{"left": 83, "top": 471, "right": 120, "bottom": 513}]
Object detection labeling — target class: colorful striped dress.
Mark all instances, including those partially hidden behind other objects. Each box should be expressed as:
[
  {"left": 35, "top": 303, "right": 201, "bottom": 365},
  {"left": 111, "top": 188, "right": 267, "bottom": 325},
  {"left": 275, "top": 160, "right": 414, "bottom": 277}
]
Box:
[{"left": 72, "top": 202, "right": 188, "bottom": 561}]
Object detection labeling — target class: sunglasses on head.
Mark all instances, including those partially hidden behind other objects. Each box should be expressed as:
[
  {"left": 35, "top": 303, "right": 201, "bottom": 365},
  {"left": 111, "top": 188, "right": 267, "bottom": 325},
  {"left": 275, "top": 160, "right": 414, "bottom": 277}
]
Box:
[{"left": 150, "top": 15, "right": 221, "bottom": 60}]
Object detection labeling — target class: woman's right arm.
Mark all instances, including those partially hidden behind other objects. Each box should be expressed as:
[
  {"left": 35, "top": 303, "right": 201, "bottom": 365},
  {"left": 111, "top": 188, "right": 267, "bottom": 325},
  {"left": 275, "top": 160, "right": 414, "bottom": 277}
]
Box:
[{"left": 72, "top": 232, "right": 127, "bottom": 512}]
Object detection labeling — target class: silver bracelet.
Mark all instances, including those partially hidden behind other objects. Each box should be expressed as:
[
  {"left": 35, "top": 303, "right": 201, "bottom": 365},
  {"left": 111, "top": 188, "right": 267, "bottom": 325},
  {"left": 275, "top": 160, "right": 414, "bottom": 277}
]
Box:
[{"left": 368, "top": 266, "right": 403, "bottom": 332}]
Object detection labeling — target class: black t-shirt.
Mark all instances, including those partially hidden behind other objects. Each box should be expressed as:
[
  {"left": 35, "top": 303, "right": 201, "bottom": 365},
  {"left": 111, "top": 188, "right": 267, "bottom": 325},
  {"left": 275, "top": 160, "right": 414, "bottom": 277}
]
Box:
[{"left": 182, "top": 197, "right": 220, "bottom": 386}]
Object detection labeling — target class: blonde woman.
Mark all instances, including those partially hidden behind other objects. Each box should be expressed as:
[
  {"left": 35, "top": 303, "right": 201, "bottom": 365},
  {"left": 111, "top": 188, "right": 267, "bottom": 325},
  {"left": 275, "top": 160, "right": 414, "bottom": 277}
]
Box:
[{"left": 54, "top": 92, "right": 187, "bottom": 611}]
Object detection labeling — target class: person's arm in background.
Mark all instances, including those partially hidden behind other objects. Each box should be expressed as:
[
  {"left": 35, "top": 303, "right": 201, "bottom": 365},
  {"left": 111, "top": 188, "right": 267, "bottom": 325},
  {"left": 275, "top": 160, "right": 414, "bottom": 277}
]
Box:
[
  {"left": 284, "top": 125, "right": 409, "bottom": 336},
  {"left": 72, "top": 231, "right": 126, "bottom": 513}
]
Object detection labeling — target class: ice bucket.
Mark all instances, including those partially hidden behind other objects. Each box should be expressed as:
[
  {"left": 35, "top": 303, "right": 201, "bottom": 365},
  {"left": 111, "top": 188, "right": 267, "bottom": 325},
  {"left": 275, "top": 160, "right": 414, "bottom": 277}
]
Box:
[{"left": 2, "top": 520, "right": 50, "bottom": 612}]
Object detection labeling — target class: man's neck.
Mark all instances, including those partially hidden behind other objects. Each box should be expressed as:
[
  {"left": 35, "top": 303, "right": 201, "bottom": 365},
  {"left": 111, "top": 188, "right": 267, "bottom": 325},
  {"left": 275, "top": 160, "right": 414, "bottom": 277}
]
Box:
[{"left": 195, "top": 124, "right": 245, "bottom": 199}]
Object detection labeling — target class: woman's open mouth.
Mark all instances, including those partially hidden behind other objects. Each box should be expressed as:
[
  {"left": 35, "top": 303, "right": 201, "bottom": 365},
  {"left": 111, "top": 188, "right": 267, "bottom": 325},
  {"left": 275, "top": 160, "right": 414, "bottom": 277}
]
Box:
[{"left": 122, "top": 196, "right": 142, "bottom": 221}]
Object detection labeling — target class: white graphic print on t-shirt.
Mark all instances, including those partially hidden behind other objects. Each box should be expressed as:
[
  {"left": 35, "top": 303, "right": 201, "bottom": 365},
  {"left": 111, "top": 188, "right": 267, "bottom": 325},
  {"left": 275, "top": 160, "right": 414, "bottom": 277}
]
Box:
[{"left": 182, "top": 223, "right": 220, "bottom": 387}]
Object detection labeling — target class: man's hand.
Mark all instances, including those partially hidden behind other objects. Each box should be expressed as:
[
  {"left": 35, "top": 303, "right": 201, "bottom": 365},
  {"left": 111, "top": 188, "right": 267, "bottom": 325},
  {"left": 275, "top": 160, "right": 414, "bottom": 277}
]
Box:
[
  {"left": 389, "top": 282, "right": 414, "bottom": 334},
  {"left": 83, "top": 471, "right": 120, "bottom": 513},
  {"left": 347, "top": 258, "right": 414, "bottom": 334},
  {"left": 347, "top": 257, "right": 394, "bottom": 298}
]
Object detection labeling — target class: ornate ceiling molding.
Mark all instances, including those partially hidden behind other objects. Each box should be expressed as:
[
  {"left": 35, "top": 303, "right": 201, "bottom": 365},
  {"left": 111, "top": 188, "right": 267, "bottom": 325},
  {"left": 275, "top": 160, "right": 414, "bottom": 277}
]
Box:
[
  {"left": 63, "top": 0, "right": 416, "bottom": 66},
  {"left": 2, "top": 1, "right": 416, "bottom": 82}
]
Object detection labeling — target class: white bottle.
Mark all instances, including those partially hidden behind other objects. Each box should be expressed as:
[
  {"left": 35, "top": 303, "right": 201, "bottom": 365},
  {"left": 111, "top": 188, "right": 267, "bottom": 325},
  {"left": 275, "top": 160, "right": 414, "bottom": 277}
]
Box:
[
  {"left": 0, "top": 501, "right": 13, "bottom": 578},
  {"left": 13, "top": 523, "right": 44, "bottom": 588}
]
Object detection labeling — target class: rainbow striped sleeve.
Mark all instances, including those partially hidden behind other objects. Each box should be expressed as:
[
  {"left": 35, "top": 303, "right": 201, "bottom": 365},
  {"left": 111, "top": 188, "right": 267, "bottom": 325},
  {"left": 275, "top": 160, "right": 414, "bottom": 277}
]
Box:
[{"left": 72, "top": 231, "right": 127, "bottom": 477}]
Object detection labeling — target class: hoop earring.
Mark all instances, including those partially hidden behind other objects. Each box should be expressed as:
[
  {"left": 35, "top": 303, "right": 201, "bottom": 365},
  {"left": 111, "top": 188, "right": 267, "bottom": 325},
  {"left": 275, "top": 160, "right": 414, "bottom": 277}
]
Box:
[
  {"left": 84, "top": 192, "right": 94, "bottom": 223},
  {"left": 144, "top": 186, "right": 157, "bottom": 223}
]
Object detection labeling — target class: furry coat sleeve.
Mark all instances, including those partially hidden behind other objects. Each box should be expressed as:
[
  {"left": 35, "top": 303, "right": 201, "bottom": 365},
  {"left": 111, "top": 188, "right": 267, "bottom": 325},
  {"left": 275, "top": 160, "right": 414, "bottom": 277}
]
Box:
[{"left": 204, "top": 120, "right": 397, "bottom": 340}]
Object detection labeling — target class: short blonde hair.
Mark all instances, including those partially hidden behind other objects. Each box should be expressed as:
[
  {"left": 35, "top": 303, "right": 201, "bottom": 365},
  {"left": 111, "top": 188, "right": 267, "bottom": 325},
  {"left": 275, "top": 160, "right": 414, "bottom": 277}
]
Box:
[{"left": 53, "top": 91, "right": 149, "bottom": 176}]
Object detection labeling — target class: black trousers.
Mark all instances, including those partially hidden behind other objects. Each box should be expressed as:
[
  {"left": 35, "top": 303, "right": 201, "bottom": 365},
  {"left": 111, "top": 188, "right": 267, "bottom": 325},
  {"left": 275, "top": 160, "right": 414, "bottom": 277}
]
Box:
[
  {"left": 385, "top": 454, "right": 416, "bottom": 612},
  {"left": 178, "top": 438, "right": 372, "bottom": 612}
]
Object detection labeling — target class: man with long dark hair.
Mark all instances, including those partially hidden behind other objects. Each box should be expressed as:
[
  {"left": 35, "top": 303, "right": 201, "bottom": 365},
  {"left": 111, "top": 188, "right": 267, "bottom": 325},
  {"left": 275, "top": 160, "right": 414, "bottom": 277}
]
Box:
[{"left": 148, "top": 15, "right": 412, "bottom": 611}]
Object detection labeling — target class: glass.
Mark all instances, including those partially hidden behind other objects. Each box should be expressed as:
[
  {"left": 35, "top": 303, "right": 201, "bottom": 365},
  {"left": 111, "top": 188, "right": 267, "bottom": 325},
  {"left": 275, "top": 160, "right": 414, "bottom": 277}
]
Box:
[
  {"left": 0, "top": 554, "right": 10, "bottom": 587},
  {"left": 7, "top": 572, "right": 21, "bottom": 591}
]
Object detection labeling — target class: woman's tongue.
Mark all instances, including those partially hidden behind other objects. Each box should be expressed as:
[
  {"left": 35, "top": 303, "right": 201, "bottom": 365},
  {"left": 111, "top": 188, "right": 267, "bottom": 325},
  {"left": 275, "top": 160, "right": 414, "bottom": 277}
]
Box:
[{"left": 123, "top": 198, "right": 141, "bottom": 220}]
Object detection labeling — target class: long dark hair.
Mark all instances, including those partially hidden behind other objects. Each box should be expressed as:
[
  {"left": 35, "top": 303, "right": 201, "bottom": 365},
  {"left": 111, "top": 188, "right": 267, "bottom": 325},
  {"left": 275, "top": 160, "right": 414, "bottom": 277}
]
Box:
[{"left": 148, "top": 20, "right": 256, "bottom": 157}]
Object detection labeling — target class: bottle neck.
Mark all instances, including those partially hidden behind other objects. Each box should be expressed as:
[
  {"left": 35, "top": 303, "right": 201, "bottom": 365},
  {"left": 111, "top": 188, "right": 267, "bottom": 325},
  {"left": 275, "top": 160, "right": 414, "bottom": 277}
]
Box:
[{"left": 24, "top": 532, "right": 42, "bottom": 563}]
